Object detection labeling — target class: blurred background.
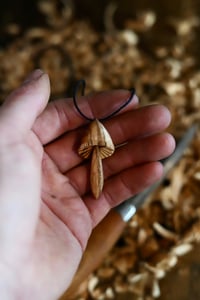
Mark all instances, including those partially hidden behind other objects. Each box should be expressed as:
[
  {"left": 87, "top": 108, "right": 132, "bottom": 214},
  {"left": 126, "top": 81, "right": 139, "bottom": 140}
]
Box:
[{"left": 1, "top": 1, "right": 200, "bottom": 299}]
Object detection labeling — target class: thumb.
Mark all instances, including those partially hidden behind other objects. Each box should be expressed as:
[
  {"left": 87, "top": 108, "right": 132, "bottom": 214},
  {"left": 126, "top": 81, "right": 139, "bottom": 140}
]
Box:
[{"left": 0, "top": 69, "right": 50, "bottom": 139}]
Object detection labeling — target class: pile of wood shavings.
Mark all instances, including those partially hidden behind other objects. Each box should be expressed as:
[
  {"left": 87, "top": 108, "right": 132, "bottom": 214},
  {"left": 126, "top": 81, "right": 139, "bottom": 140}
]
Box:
[
  {"left": 1, "top": 1, "right": 200, "bottom": 299},
  {"left": 81, "top": 141, "right": 200, "bottom": 300}
]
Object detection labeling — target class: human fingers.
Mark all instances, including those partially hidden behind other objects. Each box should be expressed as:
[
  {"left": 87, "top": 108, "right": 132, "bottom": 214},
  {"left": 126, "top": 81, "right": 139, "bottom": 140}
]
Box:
[
  {"left": 33, "top": 89, "right": 139, "bottom": 145},
  {"left": 84, "top": 162, "right": 163, "bottom": 227},
  {"left": 45, "top": 104, "right": 171, "bottom": 173},
  {"left": 66, "top": 132, "right": 175, "bottom": 196},
  {"left": 0, "top": 69, "right": 50, "bottom": 142}
]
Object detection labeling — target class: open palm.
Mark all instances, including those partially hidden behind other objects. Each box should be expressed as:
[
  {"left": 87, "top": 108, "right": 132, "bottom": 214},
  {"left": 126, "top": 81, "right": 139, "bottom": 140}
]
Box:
[{"left": 0, "top": 70, "right": 175, "bottom": 300}]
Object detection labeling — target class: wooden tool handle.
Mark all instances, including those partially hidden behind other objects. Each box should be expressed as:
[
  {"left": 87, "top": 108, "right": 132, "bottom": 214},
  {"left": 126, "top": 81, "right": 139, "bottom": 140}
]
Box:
[{"left": 60, "top": 209, "right": 125, "bottom": 299}]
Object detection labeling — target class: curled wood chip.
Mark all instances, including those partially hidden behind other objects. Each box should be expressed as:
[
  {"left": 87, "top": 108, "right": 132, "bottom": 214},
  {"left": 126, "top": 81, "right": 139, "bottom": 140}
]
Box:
[
  {"left": 171, "top": 243, "right": 193, "bottom": 256},
  {"left": 143, "top": 263, "right": 165, "bottom": 279},
  {"left": 120, "top": 30, "right": 139, "bottom": 45},
  {"left": 88, "top": 276, "right": 99, "bottom": 294},
  {"left": 153, "top": 222, "right": 178, "bottom": 241},
  {"left": 169, "top": 16, "right": 200, "bottom": 35},
  {"left": 193, "top": 172, "right": 200, "bottom": 180},
  {"left": 138, "top": 228, "right": 148, "bottom": 245},
  {"left": 127, "top": 273, "right": 148, "bottom": 296},
  {"left": 141, "top": 11, "right": 156, "bottom": 28},
  {"left": 127, "top": 273, "right": 148, "bottom": 284},
  {"left": 157, "top": 254, "right": 178, "bottom": 270},
  {"left": 166, "top": 58, "right": 182, "bottom": 78},
  {"left": 152, "top": 279, "right": 161, "bottom": 298},
  {"left": 162, "top": 82, "right": 185, "bottom": 96},
  {"left": 105, "top": 287, "right": 115, "bottom": 299}
]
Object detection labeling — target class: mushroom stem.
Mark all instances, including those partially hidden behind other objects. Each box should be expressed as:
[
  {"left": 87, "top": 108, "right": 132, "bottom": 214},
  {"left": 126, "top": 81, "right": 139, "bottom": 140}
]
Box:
[{"left": 91, "top": 146, "right": 104, "bottom": 199}]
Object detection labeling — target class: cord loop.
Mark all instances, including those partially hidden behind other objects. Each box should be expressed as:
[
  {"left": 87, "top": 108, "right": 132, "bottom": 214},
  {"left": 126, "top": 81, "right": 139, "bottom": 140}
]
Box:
[{"left": 73, "top": 79, "right": 135, "bottom": 121}]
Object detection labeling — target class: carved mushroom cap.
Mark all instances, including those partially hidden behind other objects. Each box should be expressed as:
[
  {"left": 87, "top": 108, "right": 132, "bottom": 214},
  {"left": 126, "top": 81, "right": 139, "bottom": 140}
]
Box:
[{"left": 78, "top": 119, "right": 115, "bottom": 159}]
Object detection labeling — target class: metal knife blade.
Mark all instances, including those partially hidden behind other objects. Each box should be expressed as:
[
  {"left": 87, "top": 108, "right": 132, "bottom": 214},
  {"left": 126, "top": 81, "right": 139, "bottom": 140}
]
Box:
[{"left": 115, "top": 124, "right": 198, "bottom": 222}]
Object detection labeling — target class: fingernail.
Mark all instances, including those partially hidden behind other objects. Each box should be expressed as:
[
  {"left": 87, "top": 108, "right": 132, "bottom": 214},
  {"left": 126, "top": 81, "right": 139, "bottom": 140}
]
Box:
[
  {"left": 133, "top": 94, "right": 139, "bottom": 104},
  {"left": 129, "top": 88, "right": 139, "bottom": 104},
  {"left": 22, "top": 69, "right": 44, "bottom": 84}
]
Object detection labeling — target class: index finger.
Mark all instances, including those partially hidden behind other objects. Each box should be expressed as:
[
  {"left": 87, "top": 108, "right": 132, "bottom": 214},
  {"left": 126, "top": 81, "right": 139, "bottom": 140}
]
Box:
[{"left": 33, "top": 89, "right": 139, "bottom": 145}]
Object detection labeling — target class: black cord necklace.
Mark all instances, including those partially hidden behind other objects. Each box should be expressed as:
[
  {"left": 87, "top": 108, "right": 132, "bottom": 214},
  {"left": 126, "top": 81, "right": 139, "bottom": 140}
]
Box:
[
  {"left": 73, "top": 79, "right": 135, "bottom": 121},
  {"left": 73, "top": 80, "right": 135, "bottom": 199}
]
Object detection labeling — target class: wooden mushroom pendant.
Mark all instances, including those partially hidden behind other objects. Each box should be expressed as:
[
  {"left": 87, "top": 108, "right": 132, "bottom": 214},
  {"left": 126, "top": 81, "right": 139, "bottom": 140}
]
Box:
[{"left": 78, "top": 119, "right": 115, "bottom": 199}]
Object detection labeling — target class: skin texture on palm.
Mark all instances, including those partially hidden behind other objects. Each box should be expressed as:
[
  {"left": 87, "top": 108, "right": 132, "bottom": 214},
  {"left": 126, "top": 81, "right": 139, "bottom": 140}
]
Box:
[{"left": 0, "top": 70, "right": 175, "bottom": 300}]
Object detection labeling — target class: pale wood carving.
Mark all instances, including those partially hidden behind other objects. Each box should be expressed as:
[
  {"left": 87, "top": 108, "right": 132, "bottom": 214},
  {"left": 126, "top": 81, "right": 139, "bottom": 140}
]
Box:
[{"left": 78, "top": 119, "right": 115, "bottom": 198}]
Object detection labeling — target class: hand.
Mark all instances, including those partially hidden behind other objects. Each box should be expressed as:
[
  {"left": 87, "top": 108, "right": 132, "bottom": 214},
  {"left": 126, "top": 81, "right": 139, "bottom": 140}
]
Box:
[{"left": 0, "top": 70, "right": 175, "bottom": 300}]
